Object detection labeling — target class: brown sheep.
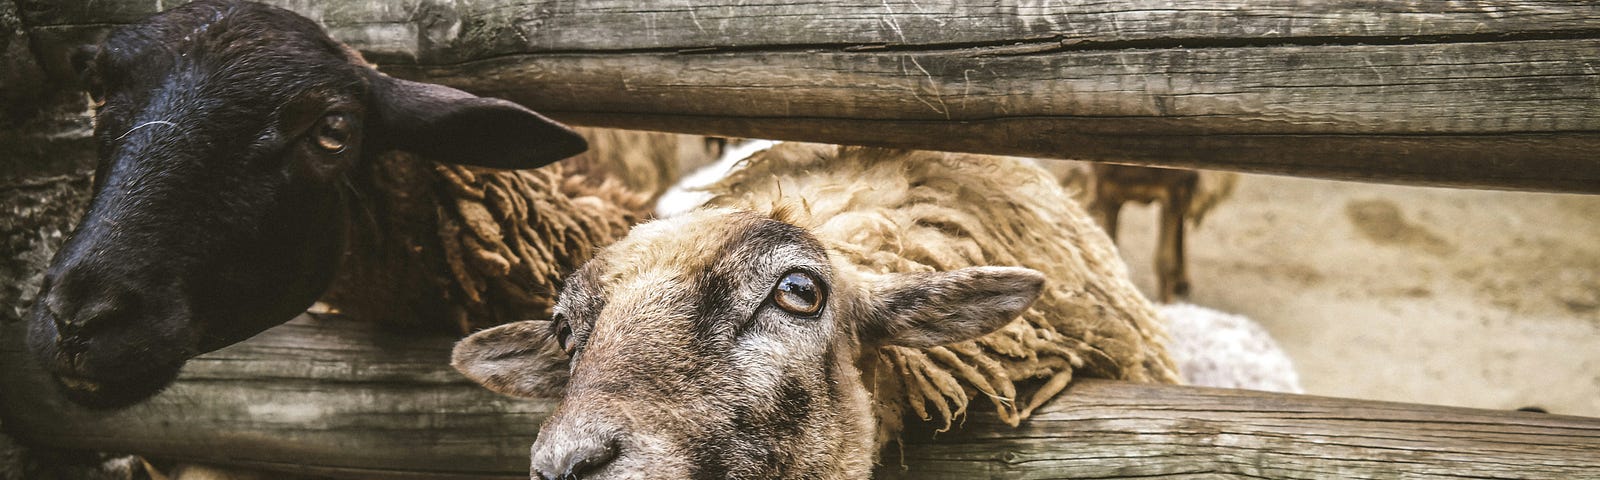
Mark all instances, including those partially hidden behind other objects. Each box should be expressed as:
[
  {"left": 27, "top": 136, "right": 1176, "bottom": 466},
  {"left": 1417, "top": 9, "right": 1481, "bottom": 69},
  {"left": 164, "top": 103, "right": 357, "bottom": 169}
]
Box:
[
  {"left": 1088, "top": 164, "right": 1237, "bottom": 302},
  {"left": 454, "top": 143, "right": 1178, "bottom": 479}
]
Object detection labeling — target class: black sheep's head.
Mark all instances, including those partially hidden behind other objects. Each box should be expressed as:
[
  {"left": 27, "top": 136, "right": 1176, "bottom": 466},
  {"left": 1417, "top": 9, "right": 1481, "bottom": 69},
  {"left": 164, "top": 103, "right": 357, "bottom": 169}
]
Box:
[{"left": 27, "top": 0, "right": 587, "bottom": 409}]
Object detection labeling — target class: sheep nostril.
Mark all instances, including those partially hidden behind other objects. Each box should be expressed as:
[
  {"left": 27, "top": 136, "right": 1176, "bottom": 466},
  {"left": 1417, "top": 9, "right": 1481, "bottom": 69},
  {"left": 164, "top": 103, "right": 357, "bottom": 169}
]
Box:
[
  {"left": 534, "top": 434, "right": 619, "bottom": 480},
  {"left": 46, "top": 306, "right": 88, "bottom": 349},
  {"left": 57, "top": 282, "right": 142, "bottom": 340},
  {"left": 57, "top": 334, "right": 90, "bottom": 355},
  {"left": 50, "top": 311, "right": 73, "bottom": 337}
]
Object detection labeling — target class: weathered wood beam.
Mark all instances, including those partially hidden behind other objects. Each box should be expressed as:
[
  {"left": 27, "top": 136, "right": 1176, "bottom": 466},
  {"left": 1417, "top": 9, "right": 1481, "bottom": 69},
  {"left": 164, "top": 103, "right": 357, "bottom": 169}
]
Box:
[
  {"left": 2, "top": 315, "right": 1597, "bottom": 479},
  {"left": 0, "top": 316, "right": 549, "bottom": 478},
  {"left": 13, "top": 0, "right": 1600, "bottom": 193},
  {"left": 885, "top": 384, "right": 1600, "bottom": 479}
]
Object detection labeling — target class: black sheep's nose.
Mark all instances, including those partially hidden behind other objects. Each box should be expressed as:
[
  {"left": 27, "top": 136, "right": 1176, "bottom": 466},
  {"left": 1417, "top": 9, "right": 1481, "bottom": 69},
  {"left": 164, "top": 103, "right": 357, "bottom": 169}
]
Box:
[
  {"left": 532, "top": 432, "right": 619, "bottom": 480},
  {"left": 56, "top": 329, "right": 91, "bottom": 355},
  {"left": 42, "top": 272, "right": 142, "bottom": 347}
]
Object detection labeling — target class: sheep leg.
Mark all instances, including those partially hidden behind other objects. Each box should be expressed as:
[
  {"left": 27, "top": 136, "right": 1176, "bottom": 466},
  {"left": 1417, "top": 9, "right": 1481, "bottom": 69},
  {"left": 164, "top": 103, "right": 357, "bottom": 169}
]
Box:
[
  {"left": 1089, "top": 194, "right": 1123, "bottom": 243},
  {"left": 1156, "top": 180, "right": 1195, "bottom": 302}
]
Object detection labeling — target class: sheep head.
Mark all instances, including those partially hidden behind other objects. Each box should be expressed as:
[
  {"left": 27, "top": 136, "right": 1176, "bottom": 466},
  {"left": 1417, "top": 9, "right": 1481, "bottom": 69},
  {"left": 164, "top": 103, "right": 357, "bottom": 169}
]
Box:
[
  {"left": 453, "top": 209, "right": 1044, "bottom": 479},
  {"left": 28, "top": 0, "right": 586, "bottom": 409}
]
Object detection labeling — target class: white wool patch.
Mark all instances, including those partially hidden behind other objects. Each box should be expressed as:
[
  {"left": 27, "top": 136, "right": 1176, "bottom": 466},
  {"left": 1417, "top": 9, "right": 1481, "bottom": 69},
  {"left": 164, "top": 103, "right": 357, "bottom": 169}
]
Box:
[
  {"left": 1160, "top": 303, "right": 1303, "bottom": 393},
  {"left": 656, "top": 140, "right": 778, "bottom": 218}
]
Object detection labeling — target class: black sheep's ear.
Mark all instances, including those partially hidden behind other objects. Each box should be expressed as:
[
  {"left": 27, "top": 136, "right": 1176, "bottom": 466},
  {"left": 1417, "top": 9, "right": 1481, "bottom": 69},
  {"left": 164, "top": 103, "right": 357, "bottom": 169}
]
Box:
[
  {"left": 70, "top": 44, "right": 99, "bottom": 79},
  {"left": 70, "top": 44, "right": 102, "bottom": 97},
  {"left": 365, "top": 71, "right": 587, "bottom": 170}
]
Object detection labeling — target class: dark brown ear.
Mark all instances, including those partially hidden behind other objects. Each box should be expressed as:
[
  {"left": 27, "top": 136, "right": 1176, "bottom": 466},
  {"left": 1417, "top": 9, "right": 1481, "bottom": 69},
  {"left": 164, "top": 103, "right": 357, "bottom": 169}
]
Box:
[
  {"left": 451, "top": 320, "right": 570, "bottom": 398},
  {"left": 859, "top": 266, "right": 1045, "bottom": 348},
  {"left": 366, "top": 72, "right": 587, "bottom": 170}
]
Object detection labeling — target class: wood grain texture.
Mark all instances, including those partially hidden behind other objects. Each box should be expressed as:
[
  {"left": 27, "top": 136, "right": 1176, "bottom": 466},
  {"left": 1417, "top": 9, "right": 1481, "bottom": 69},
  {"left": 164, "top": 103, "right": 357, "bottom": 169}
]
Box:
[
  {"left": 0, "top": 316, "right": 551, "bottom": 478},
  {"left": 886, "top": 381, "right": 1600, "bottom": 479},
  {"left": 0, "top": 99, "right": 95, "bottom": 325},
  {"left": 17, "top": 1, "right": 1600, "bottom": 60},
  {"left": 12, "top": 0, "right": 1600, "bottom": 192},
  {"left": 0, "top": 0, "right": 48, "bottom": 123},
  {"left": 3, "top": 315, "right": 1598, "bottom": 479}
]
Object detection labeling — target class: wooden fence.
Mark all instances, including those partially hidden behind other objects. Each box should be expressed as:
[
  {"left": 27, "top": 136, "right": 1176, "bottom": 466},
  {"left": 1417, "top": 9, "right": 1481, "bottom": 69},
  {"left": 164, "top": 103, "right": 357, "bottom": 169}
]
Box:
[
  {"left": 3, "top": 1, "right": 1599, "bottom": 478},
  {"left": 11, "top": 0, "right": 1600, "bottom": 192},
  {"left": 3, "top": 316, "right": 1597, "bottom": 479}
]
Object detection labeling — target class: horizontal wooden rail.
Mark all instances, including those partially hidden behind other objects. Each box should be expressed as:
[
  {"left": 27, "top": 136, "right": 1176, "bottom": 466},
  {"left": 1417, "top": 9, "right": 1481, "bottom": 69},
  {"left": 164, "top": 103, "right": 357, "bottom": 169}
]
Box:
[
  {"left": 2, "top": 315, "right": 1597, "bottom": 479},
  {"left": 11, "top": 0, "right": 1600, "bottom": 192}
]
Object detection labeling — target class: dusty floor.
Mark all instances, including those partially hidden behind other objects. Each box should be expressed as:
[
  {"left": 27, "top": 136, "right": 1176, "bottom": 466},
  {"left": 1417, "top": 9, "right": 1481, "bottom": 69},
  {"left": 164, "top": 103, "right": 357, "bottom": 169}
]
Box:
[{"left": 1106, "top": 171, "right": 1600, "bottom": 417}]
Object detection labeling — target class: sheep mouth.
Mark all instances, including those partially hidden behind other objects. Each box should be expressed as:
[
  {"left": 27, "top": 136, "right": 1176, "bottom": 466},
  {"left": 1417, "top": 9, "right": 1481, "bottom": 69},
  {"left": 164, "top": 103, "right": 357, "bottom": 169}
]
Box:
[
  {"left": 55, "top": 374, "right": 104, "bottom": 392},
  {"left": 49, "top": 362, "right": 184, "bottom": 410}
]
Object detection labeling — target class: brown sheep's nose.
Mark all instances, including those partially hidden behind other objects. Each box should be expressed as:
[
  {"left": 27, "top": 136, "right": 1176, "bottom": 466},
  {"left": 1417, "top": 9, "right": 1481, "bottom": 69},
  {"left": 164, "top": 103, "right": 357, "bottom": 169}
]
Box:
[{"left": 531, "top": 425, "right": 620, "bottom": 480}]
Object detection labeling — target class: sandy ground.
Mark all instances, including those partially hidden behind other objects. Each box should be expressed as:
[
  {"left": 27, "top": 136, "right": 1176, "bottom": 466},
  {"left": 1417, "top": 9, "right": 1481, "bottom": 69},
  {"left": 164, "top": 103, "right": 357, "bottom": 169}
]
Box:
[{"left": 1107, "top": 172, "right": 1600, "bottom": 417}]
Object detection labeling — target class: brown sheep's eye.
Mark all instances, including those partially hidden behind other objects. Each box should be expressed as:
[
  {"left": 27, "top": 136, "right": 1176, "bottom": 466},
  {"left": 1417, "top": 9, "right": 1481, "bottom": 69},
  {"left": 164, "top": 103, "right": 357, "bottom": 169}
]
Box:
[
  {"left": 773, "top": 271, "right": 824, "bottom": 316},
  {"left": 313, "top": 113, "right": 353, "bottom": 153}
]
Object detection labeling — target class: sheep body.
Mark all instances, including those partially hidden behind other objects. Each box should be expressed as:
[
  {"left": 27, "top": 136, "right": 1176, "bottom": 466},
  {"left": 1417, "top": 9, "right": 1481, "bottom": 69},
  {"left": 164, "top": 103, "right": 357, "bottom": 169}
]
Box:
[
  {"left": 457, "top": 144, "right": 1303, "bottom": 477},
  {"left": 1037, "top": 160, "right": 1239, "bottom": 301},
  {"left": 323, "top": 126, "right": 724, "bottom": 334},
  {"left": 563, "top": 127, "right": 726, "bottom": 203},
  {"left": 655, "top": 139, "right": 777, "bottom": 218},
  {"left": 657, "top": 145, "right": 1298, "bottom": 427},
  {"left": 701, "top": 143, "right": 1180, "bottom": 442},
  {"left": 1159, "top": 303, "right": 1302, "bottom": 393},
  {"left": 321, "top": 149, "right": 649, "bottom": 334}
]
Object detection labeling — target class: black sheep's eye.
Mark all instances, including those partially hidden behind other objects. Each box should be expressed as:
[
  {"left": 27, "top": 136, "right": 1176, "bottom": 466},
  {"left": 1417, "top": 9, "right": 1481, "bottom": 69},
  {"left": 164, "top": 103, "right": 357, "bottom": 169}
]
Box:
[
  {"left": 551, "top": 314, "right": 575, "bottom": 356},
  {"left": 313, "top": 113, "right": 353, "bottom": 153},
  {"left": 773, "top": 271, "right": 824, "bottom": 316}
]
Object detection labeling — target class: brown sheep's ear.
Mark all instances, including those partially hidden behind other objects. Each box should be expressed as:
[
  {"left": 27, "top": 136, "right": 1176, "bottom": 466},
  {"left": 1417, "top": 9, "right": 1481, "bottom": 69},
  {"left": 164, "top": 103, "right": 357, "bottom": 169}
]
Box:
[
  {"left": 859, "top": 267, "right": 1045, "bottom": 348},
  {"left": 451, "top": 320, "right": 570, "bottom": 398},
  {"left": 366, "top": 72, "right": 588, "bottom": 170}
]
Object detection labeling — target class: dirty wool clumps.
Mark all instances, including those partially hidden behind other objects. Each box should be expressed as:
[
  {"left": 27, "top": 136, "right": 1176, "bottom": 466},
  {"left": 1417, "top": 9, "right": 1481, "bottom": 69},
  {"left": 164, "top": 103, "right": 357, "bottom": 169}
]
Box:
[
  {"left": 321, "top": 126, "right": 720, "bottom": 334},
  {"left": 323, "top": 148, "right": 651, "bottom": 334},
  {"left": 1159, "top": 303, "right": 1302, "bottom": 394},
  {"left": 703, "top": 144, "right": 1180, "bottom": 442},
  {"left": 562, "top": 127, "right": 725, "bottom": 203}
]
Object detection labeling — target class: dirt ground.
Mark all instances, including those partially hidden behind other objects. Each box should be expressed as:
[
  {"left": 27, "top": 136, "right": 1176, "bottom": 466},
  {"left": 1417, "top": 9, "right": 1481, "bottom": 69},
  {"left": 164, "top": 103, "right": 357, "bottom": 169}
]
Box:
[{"left": 1107, "top": 171, "right": 1600, "bottom": 417}]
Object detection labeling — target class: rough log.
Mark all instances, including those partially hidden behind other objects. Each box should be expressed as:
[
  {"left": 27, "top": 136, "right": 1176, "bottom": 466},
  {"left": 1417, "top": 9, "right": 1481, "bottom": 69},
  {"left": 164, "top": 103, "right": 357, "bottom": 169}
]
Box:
[
  {"left": 12, "top": 0, "right": 1600, "bottom": 193},
  {"left": 2, "top": 315, "right": 1598, "bottom": 479}
]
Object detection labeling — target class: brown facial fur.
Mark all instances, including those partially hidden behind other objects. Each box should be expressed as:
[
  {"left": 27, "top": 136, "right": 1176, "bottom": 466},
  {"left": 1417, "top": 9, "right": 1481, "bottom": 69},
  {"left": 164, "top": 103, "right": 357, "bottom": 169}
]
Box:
[{"left": 533, "top": 211, "right": 874, "bottom": 479}]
